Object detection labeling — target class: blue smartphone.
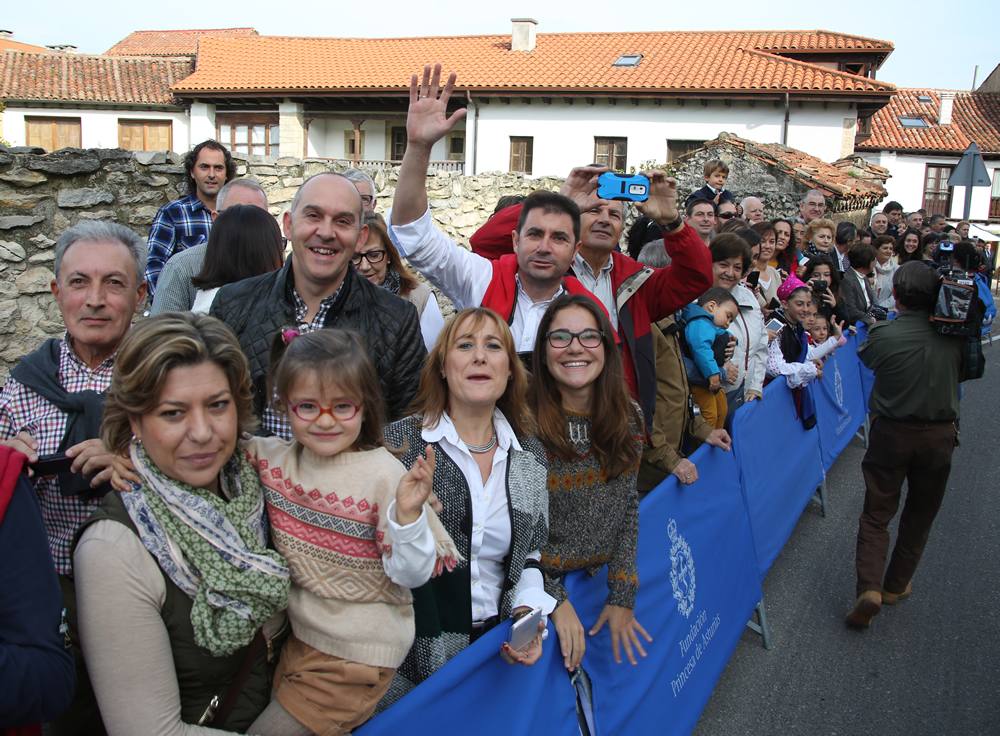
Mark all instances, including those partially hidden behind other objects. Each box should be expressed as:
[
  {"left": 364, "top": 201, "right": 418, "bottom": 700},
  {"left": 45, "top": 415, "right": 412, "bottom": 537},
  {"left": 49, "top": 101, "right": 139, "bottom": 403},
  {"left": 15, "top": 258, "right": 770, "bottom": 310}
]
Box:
[{"left": 596, "top": 172, "right": 649, "bottom": 202}]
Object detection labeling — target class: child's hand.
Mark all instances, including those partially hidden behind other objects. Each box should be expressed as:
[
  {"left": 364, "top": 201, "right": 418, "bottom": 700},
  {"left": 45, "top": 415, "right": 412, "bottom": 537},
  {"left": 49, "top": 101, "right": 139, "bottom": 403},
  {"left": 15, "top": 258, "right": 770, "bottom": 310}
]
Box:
[
  {"left": 812, "top": 360, "right": 824, "bottom": 379},
  {"left": 709, "top": 374, "right": 722, "bottom": 393},
  {"left": 395, "top": 445, "right": 437, "bottom": 525},
  {"left": 831, "top": 316, "right": 845, "bottom": 339}
]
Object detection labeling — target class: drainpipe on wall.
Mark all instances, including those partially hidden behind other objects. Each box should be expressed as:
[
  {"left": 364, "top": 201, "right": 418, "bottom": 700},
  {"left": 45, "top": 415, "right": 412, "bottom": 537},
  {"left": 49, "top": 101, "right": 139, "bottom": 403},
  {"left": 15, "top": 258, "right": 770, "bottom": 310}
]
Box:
[
  {"left": 467, "top": 91, "right": 479, "bottom": 175},
  {"left": 782, "top": 92, "right": 790, "bottom": 145}
]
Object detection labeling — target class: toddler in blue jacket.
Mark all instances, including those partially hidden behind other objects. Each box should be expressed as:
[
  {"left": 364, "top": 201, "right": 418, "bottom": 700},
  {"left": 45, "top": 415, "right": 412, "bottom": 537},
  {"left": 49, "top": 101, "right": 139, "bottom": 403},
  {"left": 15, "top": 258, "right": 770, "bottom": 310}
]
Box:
[{"left": 681, "top": 288, "right": 740, "bottom": 428}]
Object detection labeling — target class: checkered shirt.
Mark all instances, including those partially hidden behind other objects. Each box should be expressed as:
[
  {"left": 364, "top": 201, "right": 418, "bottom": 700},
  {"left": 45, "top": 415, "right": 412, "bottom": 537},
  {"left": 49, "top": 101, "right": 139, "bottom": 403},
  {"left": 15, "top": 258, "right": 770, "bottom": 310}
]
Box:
[
  {"left": 145, "top": 194, "right": 213, "bottom": 296},
  {"left": 0, "top": 338, "right": 115, "bottom": 574},
  {"left": 260, "top": 284, "right": 346, "bottom": 440}
]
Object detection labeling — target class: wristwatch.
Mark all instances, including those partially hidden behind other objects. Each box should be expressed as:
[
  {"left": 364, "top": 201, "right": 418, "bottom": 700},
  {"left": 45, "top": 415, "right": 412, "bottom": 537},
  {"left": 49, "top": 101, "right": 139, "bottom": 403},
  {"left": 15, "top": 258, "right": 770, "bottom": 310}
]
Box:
[{"left": 661, "top": 215, "right": 684, "bottom": 232}]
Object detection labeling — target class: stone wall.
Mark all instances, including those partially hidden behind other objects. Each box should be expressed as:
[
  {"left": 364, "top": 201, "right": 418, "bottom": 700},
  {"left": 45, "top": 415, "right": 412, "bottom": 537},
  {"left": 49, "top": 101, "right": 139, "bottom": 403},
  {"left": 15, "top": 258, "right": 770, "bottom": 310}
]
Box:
[{"left": 0, "top": 145, "right": 562, "bottom": 379}]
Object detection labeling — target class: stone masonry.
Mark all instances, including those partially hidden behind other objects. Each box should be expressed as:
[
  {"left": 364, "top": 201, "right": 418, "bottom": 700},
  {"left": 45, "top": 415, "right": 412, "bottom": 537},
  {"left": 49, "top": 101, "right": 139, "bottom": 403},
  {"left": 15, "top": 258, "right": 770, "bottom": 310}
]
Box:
[{"left": 0, "top": 143, "right": 873, "bottom": 380}]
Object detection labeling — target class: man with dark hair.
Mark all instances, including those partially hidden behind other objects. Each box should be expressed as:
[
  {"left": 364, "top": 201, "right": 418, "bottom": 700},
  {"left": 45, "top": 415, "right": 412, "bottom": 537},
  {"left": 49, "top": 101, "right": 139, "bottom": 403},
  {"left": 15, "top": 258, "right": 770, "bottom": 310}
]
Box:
[
  {"left": 882, "top": 201, "right": 904, "bottom": 238},
  {"left": 144, "top": 139, "right": 235, "bottom": 295},
  {"left": 839, "top": 243, "right": 877, "bottom": 325},
  {"left": 685, "top": 198, "right": 717, "bottom": 245},
  {"left": 833, "top": 221, "right": 858, "bottom": 273},
  {"left": 846, "top": 261, "right": 962, "bottom": 629},
  {"left": 211, "top": 171, "right": 427, "bottom": 435}
]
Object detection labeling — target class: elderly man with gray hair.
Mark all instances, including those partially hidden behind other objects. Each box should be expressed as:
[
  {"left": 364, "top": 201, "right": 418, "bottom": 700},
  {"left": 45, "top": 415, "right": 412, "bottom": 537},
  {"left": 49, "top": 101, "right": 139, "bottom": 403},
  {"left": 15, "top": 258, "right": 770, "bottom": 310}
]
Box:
[
  {"left": 797, "top": 189, "right": 827, "bottom": 225},
  {"left": 342, "top": 167, "right": 378, "bottom": 215},
  {"left": 0, "top": 220, "right": 148, "bottom": 733},
  {"left": 740, "top": 196, "right": 765, "bottom": 224},
  {"left": 150, "top": 178, "right": 269, "bottom": 314}
]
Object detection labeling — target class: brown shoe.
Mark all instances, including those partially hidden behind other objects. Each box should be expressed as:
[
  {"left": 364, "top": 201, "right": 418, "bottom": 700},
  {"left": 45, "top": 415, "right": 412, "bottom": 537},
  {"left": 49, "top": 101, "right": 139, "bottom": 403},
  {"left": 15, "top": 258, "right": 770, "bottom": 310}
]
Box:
[
  {"left": 881, "top": 582, "right": 913, "bottom": 606},
  {"left": 845, "top": 590, "right": 882, "bottom": 629}
]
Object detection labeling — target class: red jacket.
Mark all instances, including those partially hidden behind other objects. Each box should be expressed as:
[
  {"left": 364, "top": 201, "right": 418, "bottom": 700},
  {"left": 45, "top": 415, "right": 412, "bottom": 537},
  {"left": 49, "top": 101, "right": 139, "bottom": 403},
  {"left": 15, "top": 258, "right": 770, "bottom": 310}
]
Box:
[{"left": 472, "top": 211, "right": 714, "bottom": 430}]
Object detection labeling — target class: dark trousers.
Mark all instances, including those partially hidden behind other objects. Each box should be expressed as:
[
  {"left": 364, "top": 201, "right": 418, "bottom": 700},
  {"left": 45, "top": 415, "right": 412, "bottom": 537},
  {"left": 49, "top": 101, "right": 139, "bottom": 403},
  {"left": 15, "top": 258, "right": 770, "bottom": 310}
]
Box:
[
  {"left": 855, "top": 416, "right": 957, "bottom": 596},
  {"left": 49, "top": 575, "right": 106, "bottom": 736}
]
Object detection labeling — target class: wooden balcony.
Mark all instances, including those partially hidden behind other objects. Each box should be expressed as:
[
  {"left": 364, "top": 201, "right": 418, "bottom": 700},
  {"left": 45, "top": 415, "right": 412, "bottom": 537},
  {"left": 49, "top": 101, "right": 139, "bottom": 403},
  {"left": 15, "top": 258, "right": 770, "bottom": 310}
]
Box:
[{"left": 320, "top": 158, "right": 464, "bottom": 173}]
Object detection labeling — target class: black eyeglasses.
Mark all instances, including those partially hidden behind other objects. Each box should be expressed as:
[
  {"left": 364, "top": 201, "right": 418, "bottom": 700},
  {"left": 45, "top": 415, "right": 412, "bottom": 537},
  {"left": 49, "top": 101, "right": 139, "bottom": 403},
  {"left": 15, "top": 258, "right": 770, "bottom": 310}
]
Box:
[
  {"left": 359, "top": 194, "right": 374, "bottom": 206},
  {"left": 351, "top": 250, "right": 386, "bottom": 266},
  {"left": 717, "top": 212, "right": 737, "bottom": 220},
  {"left": 546, "top": 328, "right": 604, "bottom": 349}
]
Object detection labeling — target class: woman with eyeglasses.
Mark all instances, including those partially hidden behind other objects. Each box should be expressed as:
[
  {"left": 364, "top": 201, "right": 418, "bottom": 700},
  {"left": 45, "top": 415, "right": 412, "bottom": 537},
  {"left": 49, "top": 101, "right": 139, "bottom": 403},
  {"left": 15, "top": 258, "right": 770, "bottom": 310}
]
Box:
[
  {"left": 354, "top": 215, "right": 445, "bottom": 350},
  {"left": 530, "top": 294, "right": 650, "bottom": 674},
  {"left": 378, "top": 307, "right": 553, "bottom": 709}
]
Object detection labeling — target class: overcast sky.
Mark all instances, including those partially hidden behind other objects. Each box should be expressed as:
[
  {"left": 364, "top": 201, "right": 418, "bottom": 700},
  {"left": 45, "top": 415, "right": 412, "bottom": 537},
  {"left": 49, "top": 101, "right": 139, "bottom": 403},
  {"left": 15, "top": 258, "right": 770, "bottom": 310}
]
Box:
[{"left": 5, "top": 0, "right": 997, "bottom": 90}]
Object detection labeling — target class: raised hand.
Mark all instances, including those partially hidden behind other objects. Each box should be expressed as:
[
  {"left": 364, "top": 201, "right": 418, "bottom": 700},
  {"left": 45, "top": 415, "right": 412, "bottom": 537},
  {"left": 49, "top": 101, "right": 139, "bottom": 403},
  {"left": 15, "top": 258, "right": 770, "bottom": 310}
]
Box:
[
  {"left": 407, "top": 64, "right": 467, "bottom": 149},
  {"left": 636, "top": 170, "right": 679, "bottom": 226},
  {"left": 559, "top": 165, "right": 609, "bottom": 211},
  {"left": 395, "top": 445, "right": 437, "bottom": 525}
]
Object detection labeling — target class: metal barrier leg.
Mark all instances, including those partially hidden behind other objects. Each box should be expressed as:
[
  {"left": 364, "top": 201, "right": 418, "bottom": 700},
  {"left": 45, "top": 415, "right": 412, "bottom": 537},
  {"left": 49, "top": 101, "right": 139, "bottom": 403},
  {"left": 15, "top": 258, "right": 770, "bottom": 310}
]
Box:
[
  {"left": 811, "top": 477, "right": 828, "bottom": 517},
  {"left": 855, "top": 414, "right": 870, "bottom": 448},
  {"left": 745, "top": 597, "right": 773, "bottom": 650}
]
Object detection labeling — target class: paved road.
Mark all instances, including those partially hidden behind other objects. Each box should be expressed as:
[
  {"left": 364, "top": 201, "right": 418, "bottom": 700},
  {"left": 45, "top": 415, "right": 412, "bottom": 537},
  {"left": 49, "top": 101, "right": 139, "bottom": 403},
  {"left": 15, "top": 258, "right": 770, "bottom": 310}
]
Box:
[{"left": 696, "top": 345, "right": 1000, "bottom": 736}]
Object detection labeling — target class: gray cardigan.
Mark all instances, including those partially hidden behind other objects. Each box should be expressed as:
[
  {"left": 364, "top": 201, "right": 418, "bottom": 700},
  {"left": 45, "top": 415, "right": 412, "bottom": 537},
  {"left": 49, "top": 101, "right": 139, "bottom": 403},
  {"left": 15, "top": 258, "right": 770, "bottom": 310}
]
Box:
[{"left": 149, "top": 244, "right": 206, "bottom": 314}]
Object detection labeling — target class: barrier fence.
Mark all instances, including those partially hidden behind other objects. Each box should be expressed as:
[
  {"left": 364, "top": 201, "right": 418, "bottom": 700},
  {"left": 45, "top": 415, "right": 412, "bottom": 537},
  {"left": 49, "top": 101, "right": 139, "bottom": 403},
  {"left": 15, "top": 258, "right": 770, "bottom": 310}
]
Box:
[{"left": 360, "top": 333, "right": 871, "bottom": 736}]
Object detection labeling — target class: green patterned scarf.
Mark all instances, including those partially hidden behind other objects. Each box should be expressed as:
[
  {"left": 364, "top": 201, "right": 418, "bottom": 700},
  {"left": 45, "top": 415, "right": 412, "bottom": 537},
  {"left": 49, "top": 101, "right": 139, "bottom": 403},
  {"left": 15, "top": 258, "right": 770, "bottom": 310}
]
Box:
[{"left": 122, "top": 443, "right": 290, "bottom": 656}]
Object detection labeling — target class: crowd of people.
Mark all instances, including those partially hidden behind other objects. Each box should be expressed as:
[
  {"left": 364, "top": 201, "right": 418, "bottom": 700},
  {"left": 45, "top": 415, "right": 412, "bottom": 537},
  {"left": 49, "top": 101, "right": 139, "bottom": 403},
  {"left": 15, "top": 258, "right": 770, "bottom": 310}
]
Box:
[{"left": 0, "top": 63, "right": 995, "bottom": 735}]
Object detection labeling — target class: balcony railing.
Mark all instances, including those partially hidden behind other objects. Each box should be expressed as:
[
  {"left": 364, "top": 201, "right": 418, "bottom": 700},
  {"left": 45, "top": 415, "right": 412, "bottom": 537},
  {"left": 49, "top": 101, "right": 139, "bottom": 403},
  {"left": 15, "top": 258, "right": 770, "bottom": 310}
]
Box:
[{"left": 321, "top": 158, "right": 464, "bottom": 173}]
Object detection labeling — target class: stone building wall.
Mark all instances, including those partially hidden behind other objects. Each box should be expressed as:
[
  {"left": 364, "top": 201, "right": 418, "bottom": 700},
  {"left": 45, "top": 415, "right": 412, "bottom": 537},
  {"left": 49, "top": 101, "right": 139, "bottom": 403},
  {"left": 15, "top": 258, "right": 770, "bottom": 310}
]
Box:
[{"left": 0, "top": 145, "right": 562, "bottom": 379}]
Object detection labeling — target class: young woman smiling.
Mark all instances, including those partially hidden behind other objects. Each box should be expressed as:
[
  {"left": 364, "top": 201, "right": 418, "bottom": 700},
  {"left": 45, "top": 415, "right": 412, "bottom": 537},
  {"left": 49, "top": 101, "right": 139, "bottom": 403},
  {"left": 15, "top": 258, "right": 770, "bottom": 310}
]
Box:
[{"left": 530, "top": 294, "right": 650, "bottom": 673}]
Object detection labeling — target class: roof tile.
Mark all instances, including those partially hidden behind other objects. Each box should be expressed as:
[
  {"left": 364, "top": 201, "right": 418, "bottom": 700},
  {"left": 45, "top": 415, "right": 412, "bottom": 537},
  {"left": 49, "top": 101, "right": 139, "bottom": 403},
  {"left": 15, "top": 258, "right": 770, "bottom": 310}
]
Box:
[
  {"left": 0, "top": 51, "right": 193, "bottom": 105},
  {"left": 857, "top": 88, "right": 1000, "bottom": 155},
  {"left": 172, "top": 30, "right": 894, "bottom": 95},
  {"left": 105, "top": 28, "right": 257, "bottom": 57}
]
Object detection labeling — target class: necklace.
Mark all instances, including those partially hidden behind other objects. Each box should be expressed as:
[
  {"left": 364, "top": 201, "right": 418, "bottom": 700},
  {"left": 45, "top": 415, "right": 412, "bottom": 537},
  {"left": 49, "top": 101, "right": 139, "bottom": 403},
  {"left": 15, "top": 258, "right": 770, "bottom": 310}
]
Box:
[{"left": 464, "top": 432, "right": 498, "bottom": 454}]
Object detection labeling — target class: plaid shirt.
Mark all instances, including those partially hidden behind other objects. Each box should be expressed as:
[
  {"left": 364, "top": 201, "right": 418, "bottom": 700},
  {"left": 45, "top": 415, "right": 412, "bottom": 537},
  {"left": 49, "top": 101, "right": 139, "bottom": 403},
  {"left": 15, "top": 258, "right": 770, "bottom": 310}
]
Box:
[
  {"left": 145, "top": 194, "right": 213, "bottom": 296},
  {"left": 0, "top": 338, "right": 115, "bottom": 574},
  {"left": 261, "top": 284, "right": 347, "bottom": 439}
]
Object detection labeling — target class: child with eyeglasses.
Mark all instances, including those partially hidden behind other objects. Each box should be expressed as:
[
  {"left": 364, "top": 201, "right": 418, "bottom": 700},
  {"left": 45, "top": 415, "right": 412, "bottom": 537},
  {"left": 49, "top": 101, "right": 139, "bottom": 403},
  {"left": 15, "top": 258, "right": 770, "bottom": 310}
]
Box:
[{"left": 246, "top": 328, "right": 459, "bottom": 736}]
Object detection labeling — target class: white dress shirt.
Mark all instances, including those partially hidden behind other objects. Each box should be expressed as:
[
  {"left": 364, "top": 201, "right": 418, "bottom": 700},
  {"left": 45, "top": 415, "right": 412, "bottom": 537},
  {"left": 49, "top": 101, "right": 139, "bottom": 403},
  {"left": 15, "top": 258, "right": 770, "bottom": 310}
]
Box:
[
  {"left": 421, "top": 410, "right": 555, "bottom": 623},
  {"left": 572, "top": 253, "right": 618, "bottom": 329},
  {"left": 389, "top": 208, "right": 564, "bottom": 353}
]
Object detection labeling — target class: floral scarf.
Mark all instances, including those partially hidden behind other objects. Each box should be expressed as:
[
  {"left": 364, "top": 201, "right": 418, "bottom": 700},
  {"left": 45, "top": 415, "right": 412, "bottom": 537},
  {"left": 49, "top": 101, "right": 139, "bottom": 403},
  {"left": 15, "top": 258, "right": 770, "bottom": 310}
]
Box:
[
  {"left": 381, "top": 267, "right": 402, "bottom": 296},
  {"left": 121, "top": 442, "right": 289, "bottom": 656}
]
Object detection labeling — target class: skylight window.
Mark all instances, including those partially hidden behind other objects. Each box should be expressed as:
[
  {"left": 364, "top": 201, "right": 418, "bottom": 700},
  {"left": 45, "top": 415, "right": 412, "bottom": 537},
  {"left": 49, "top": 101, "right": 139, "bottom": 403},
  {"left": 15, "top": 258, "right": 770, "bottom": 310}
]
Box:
[
  {"left": 613, "top": 54, "right": 643, "bottom": 67},
  {"left": 917, "top": 95, "right": 932, "bottom": 102},
  {"left": 899, "top": 116, "right": 930, "bottom": 128}
]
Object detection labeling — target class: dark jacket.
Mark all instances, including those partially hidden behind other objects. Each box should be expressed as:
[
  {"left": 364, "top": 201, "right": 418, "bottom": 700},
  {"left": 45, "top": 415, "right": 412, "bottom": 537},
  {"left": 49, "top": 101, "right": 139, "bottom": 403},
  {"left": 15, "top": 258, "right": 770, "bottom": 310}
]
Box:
[
  {"left": 0, "top": 446, "right": 74, "bottom": 729},
  {"left": 839, "top": 269, "right": 877, "bottom": 326},
  {"left": 211, "top": 259, "right": 427, "bottom": 423}
]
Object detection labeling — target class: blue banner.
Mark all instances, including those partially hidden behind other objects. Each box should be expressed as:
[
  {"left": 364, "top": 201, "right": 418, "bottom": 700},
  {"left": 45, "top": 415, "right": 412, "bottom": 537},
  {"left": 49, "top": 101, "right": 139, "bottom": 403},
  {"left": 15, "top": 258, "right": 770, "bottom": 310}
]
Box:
[
  {"left": 813, "top": 334, "right": 867, "bottom": 470},
  {"left": 359, "top": 617, "right": 578, "bottom": 735},
  {"left": 569, "top": 446, "right": 762, "bottom": 736},
  {"left": 732, "top": 379, "right": 824, "bottom": 576},
  {"left": 855, "top": 324, "right": 875, "bottom": 404}
]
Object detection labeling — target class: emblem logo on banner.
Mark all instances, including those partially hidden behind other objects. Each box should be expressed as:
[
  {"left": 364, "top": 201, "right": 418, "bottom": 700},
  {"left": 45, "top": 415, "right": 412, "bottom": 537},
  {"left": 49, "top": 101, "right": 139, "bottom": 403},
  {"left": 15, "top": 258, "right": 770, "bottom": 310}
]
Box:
[{"left": 668, "top": 518, "right": 696, "bottom": 618}]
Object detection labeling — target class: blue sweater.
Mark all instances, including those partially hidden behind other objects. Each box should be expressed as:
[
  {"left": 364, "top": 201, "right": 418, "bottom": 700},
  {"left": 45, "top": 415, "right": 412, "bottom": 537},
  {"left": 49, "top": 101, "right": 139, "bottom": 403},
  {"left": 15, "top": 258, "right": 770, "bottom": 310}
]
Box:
[
  {"left": 0, "top": 448, "right": 74, "bottom": 727},
  {"left": 681, "top": 303, "right": 730, "bottom": 382}
]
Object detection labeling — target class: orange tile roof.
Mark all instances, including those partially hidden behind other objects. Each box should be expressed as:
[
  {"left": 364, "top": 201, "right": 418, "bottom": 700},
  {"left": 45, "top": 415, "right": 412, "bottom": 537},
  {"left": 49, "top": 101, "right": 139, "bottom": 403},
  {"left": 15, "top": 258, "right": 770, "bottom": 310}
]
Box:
[
  {"left": 857, "top": 88, "right": 1000, "bottom": 155},
  {"left": 698, "top": 132, "right": 888, "bottom": 207},
  {"left": 105, "top": 27, "right": 257, "bottom": 57},
  {"left": 0, "top": 51, "right": 193, "bottom": 106},
  {"left": 742, "top": 30, "right": 892, "bottom": 52},
  {"left": 0, "top": 37, "right": 50, "bottom": 54},
  {"left": 172, "top": 30, "right": 895, "bottom": 96}
]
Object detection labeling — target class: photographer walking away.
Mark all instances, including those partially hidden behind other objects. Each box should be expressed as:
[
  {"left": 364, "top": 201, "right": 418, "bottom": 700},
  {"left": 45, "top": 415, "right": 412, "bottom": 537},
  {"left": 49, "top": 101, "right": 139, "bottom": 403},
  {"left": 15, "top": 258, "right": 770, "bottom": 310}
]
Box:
[{"left": 846, "top": 262, "right": 963, "bottom": 629}]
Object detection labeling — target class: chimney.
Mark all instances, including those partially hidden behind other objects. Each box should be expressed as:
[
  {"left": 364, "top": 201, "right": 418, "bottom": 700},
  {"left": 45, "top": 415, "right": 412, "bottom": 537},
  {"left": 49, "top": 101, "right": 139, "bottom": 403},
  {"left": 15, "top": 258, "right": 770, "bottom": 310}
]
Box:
[
  {"left": 939, "top": 91, "right": 955, "bottom": 125},
  {"left": 0, "top": 30, "right": 13, "bottom": 39},
  {"left": 511, "top": 18, "right": 537, "bottom": 52},
  {"left": 45, "top": 44, "right": 78, "bottom": 53}
]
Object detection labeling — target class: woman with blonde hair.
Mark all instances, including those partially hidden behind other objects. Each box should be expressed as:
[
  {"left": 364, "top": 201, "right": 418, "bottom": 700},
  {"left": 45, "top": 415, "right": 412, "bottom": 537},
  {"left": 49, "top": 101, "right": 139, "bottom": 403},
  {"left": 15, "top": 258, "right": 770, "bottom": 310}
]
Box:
[
  {"left": 803, "top": 218, "right": 837, "bottom": 259},
  {"left": 75, "top": 313, "right": 289, "bottom": 734}
]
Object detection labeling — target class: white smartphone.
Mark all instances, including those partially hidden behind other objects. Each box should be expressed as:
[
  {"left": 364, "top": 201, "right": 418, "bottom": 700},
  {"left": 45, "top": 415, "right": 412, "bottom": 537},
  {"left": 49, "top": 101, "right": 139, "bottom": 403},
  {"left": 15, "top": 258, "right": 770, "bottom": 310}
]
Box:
[
  {"left": 766, "top": 318, "right": 784, "bottom": 332},
  {"left": 508, "top": 607, "right": 543, "bottom": 651}
]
